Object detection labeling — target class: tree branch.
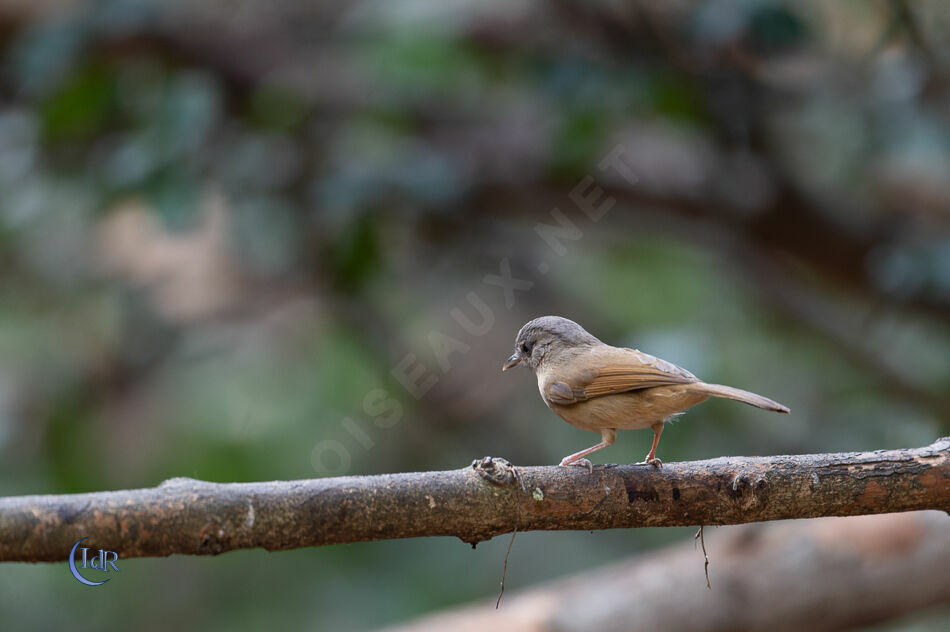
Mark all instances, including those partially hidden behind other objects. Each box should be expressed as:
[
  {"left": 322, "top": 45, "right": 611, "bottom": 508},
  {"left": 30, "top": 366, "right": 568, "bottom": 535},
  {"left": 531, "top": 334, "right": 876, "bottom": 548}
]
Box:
[{"left": 2, "top": 438, "right": 948, "bottom": 562}]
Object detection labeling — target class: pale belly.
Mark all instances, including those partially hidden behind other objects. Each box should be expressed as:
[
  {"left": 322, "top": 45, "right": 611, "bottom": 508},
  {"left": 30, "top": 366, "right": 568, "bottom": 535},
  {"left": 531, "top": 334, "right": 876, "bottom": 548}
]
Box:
[{"left": 548, "top": 385, "right": 709, "bottom": 432}]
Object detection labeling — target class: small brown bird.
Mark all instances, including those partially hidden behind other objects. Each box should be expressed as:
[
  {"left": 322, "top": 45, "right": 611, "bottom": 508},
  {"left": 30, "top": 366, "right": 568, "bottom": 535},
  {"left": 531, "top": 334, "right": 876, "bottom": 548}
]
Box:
[{"left": 503, "top": 316, "right": 789, "bottom": 468}]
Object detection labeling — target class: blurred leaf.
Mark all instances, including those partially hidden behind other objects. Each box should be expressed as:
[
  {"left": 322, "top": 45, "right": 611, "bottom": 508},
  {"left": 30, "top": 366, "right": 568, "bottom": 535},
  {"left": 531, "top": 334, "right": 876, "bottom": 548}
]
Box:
[
  {"left": 649, "top": 71, "right": 708, "bottom": 124},
  {"left": 557, "top": 237, "right": 723, "bottom": 327},
  {"left": 143, "top": 169, "right": 201, "bottom": 231},
  {"left": 9, "top": 20, "right": 87, "bottom": 96},
  {"left": 146, "top": 71, "right": 221, "bottom": 160},
  {"left": 747, "top": 4, "right": 808, "bottom": 54},
  {"left": 41, "top": 63, "right": 116, "bottom": 142},
  {"left": 43, "top": 387, "right": 100, "bottom": 493},
  {"left": 326, "top": 213, "right": 382, "bottom": 291},
  {"left": 247, "top": 86, "right": 309, "bottom": 132},
  {"left": 363, "top": 33, "right": 491, "bottom": 94},
  {"left": 547, "top": 108, "right": 608, "bottom": 178}
]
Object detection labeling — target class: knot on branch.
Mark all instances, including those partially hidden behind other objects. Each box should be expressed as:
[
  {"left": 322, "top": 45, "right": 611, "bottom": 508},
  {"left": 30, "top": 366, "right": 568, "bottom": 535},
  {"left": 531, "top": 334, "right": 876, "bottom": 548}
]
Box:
[
  {"left": 729, "top": 472, "right": 770, "bottom": 511},
  {"left": 197, "top": 524, "right": 229, "bottom": 555},
  {"left": 472, "top": 457, "right": 520, "bottom": 487}
]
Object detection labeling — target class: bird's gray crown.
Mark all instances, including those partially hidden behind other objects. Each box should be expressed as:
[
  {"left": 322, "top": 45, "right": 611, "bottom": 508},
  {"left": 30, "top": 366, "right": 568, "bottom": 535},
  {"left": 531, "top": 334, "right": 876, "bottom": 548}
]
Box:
[
  {"left": 516, "top": 316, "right": 601, "bottom": 348},
  {"left": 505, "top": 316, "right": 602, "bottom": 372}
]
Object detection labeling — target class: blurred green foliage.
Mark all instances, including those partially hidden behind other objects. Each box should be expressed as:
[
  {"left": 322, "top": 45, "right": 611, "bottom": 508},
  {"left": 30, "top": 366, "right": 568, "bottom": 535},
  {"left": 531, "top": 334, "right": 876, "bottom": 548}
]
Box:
[{"left": 0, "top": 0, "right": 948, "bottom": 630}]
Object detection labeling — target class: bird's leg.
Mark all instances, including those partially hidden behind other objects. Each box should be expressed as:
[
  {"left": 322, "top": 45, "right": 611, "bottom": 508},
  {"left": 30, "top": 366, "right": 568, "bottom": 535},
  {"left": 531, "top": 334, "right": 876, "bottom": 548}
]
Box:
[
  {"left": 641, "top": 422, "right": 664, "bottom": 469},
  {"left": 559, "top": 429, "right": 616, "bottom": 472}
]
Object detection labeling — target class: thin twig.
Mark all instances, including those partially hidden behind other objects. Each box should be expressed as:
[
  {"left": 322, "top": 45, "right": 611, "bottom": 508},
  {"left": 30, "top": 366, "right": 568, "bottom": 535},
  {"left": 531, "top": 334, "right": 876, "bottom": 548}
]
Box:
[
  {"left": 694, "top": 525, "right": 711, "bottom": 589},
  {"left": 496, "top": 464, "right": 526, "bottom": 608}
]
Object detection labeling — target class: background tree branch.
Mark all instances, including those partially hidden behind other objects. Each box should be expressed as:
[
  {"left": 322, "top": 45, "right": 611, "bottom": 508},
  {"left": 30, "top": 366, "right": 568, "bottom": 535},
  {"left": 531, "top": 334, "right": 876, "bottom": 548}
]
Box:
[
  {"left": 383, "top": 511, "right": 950, "bottom": 632},
  {"left": 2, "top": 438, "right": 948, "bottom": 563}
]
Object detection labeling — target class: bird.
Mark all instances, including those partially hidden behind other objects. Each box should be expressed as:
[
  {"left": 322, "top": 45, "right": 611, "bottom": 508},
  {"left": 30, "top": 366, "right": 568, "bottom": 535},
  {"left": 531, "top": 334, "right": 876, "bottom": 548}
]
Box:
[{"left": 502, "top": 316, "right": 789, "bottom": 469}]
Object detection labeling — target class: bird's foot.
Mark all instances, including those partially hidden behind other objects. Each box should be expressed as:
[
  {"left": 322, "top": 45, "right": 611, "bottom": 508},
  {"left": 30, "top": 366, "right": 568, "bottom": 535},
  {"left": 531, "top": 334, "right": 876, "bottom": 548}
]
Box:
[
  {"left": 559, "top": 457, "right": 594, "bottom": 473},
  {"left": 639, "top": 457, "right": 663, "bottom": 469}
]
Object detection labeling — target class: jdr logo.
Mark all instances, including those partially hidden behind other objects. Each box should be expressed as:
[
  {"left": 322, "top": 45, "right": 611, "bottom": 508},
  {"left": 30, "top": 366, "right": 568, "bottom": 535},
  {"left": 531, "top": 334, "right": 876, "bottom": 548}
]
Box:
[{"left": 67, "top": 538, "right": 120, "bottom": 586}]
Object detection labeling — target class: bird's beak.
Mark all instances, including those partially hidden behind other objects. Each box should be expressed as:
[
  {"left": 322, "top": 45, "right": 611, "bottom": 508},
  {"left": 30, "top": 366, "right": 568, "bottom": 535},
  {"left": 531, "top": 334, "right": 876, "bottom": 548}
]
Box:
[{"left": 502, "top": 353, "right": 521, "bottom": 371}]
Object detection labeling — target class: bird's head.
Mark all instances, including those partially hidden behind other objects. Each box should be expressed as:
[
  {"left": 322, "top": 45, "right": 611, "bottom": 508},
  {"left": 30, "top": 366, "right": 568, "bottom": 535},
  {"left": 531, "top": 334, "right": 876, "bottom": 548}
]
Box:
[{"left": 502, "top": 315, "right": 600, "bottom": 372}]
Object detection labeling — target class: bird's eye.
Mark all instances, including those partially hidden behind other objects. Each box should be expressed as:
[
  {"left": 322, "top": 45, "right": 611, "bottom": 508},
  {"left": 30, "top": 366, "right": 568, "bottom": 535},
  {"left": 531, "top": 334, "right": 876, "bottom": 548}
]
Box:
[{"left": 521, "top": 342, "right": 531, "bottom": 354}]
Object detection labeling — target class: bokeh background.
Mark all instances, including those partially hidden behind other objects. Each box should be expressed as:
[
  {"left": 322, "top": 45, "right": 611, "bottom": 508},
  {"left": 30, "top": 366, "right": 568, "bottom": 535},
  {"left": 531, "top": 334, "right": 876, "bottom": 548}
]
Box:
[{"left": 1, "top": 0, "right": 949, "bottom": 630}]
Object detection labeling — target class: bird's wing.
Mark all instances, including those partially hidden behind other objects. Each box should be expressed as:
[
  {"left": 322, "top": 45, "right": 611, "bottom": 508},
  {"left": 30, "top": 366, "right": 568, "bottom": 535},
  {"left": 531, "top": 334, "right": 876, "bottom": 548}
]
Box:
[{"left": 545, "top": 346, "right": 699, "bottom": 405}]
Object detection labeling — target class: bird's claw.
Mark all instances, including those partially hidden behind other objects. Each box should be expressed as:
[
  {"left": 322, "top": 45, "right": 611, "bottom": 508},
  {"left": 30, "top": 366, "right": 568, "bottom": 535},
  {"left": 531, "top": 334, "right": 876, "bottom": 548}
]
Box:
[
  {"left": 639, "top": 457, "right": 663, "bottom": 469},
  {"left": 560, "top": 457, "right": 594, "bottom": 473}
]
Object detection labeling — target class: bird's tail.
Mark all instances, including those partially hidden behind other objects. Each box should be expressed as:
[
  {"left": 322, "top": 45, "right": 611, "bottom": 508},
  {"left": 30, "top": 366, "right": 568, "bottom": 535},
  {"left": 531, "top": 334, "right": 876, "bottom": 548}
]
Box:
[{"left": 693, "top": 383, "right": 790, "bottom": 413}]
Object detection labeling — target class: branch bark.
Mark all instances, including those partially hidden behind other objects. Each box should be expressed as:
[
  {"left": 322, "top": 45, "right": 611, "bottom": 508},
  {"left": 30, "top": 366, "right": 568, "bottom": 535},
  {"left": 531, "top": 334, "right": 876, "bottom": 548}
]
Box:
[{"left": 2, "top": 438, "right": 948, "bottom": 563}]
